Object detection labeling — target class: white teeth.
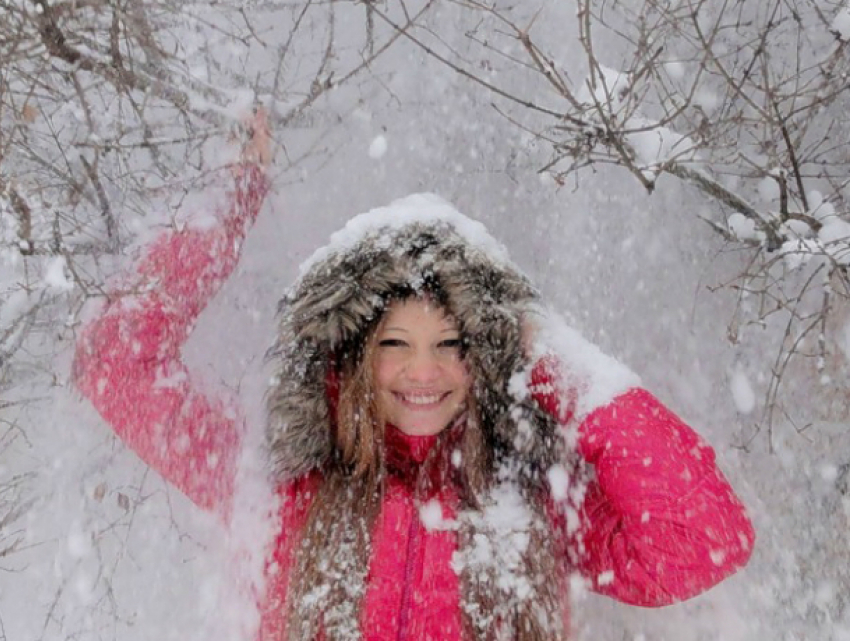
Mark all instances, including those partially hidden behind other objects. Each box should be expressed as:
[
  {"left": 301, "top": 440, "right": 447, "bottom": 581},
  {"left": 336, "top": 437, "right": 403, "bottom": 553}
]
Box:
[{"left": 400, "top": 393, "right": 443, "bottom": 405}]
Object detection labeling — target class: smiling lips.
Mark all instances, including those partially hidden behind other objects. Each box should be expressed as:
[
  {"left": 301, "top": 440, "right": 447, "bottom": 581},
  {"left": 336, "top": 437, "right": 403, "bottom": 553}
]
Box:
[{"left": 393, "top": 391, "right": 452, "bottom": 408}]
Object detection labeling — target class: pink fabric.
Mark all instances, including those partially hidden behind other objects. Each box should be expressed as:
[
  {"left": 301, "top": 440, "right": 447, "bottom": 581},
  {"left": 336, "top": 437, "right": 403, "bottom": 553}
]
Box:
[
  {"left": 362, "top": 449, "right": 463, "bottom": 640},
  {"left": 74, "top": 165, "right": 268, "bottom": 518},
  {"left": 530, "top": 359, "right": 755, "bottom": 605},
  {"left": 73, "top": 173, "right": 755, "bottom": 639}
]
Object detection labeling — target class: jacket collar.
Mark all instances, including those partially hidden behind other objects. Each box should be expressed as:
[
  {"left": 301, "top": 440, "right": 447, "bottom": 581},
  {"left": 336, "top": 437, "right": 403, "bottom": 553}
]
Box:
[
  {"left": 384, "top": 415, "right": 466, "bottom": 488},
  {"left": 384, "top": 424, "right": 439, "bottom": 467}
]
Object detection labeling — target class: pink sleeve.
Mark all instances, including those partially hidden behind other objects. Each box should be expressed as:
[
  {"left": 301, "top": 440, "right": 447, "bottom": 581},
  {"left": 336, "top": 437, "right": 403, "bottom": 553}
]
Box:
[
  {"left": 531, "top": 361, "right": 755, "bottom": 606},
  {"left": 73, "top": 165, "right": 269, "bottom": 517}
]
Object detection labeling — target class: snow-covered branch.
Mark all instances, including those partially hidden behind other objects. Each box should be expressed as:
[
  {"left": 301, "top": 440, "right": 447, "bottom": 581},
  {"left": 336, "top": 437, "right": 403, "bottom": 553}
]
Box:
[{"left": 398, "top": 0, "right": 850, "bottom": 428}]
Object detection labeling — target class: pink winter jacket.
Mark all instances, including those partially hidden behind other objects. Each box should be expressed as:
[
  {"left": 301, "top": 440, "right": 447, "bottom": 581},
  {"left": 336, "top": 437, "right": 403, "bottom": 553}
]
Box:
[{"left": 73, "top": 163, "right": 755, "bottom": 640}]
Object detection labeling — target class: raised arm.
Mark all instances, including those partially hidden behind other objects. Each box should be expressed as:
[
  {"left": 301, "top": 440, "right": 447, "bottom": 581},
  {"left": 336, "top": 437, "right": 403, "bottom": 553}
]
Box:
[
  {"left": 529, "top": 316, "right": 755, "bottom": 606},
  {"left": 574, "top": 388, "right": 754, "bottom": 605},
  {"left": 73, "top": 125, "right": 270, "bottom": 517}
]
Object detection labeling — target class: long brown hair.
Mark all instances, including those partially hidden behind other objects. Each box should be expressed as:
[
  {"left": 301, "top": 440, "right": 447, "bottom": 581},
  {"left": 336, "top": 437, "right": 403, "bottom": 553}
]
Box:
[{"left": 283, "top": 297, "right": 569, "bottom": 641}]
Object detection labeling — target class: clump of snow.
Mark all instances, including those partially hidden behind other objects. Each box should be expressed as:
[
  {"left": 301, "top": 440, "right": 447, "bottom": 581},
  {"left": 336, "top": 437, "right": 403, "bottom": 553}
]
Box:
[
  {"left": 508, "top": 369, "right": 530, "bottom": 400},
  {"left": 694, "top": 88, "right": 720, "bottom": 111},
  {"left": 451, "top": 449, "right": 462, "bottom": 468},
  {"left": 453, "top": 483, "right": 536, "bottom": 608},
  {"left": 730, "top": 368, "right": 756, "bottom": 415},
  {"left": 783, "top": 213, "right": 850, "bottom": 270},
  {"left": 419, "top": 499, "right": 456, "bottom": 531},
  {"left": 765, "top": 196, "right": 850, "bottom": 269},
  {"left": 628, "top": 116, "right": 696, "bottom": 168},
  {"left": 664, "top": 61, "right": 686, "bottom": 79},
  {"left": 820, "top": 463, "right": 839, "bottom": 483},
  {"left": 757, "top": 176, "right": 780, "bottom": 203},
  {"left": 811, "top": 198, "right": 837, "bottom": 222},
  {"left": 832, "top": 6, "right": 850, "bottom": 41},
  {"left": 710, "top": 548, "right": 727, "bottom": 566},
  {"left": 780, "top": 219, "right": 813, "bottom": 238},
  {"left": 778, "top": 238, "right": 820, "bottom": 271},
  {"left": 44, "top": 256, "right": 74, "bottom": 291},
  {"left": 298, "top": 193, "right": 512, "bottom": 276},
  {"left": 817, "top": 218, "right": 850, "bottom": 264},
  {"left": 597, "top": 570, "right": 615, "bottom": 586},
  {"left": 577, "top": 65, "right": 698, "bottom": 170},
  {"left": 368, "top": 135, "right": 388, "bottom": 159},
  {"left": 547, "top": 464, "right": 570, "bottom": 502},
  {"left": 577, "top": 64, "right": 630, "bottom": 110},
  {"left": 525, "top": 304, "right": 640, "bottom": 418},
  {"left": 569, "top": 571, "right": 590, "bottom": 601},
  {"left": 727, "top": 213, "right": 763, "bottom": 243}
]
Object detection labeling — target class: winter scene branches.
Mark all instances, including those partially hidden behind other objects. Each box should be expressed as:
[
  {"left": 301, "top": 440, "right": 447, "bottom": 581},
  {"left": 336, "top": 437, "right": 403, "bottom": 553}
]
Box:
[
  {"left": 383, "top": 0, "right": 850, "bottom": 437},
  {"left": 2, "top": 1, "right": 850, "bottom": 640}
]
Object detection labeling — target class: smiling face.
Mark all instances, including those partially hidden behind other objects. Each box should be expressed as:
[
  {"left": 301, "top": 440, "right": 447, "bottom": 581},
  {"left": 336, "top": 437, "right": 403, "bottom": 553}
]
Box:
[{"left": 372, "top": 298, "right": 471, "bottom": 437}]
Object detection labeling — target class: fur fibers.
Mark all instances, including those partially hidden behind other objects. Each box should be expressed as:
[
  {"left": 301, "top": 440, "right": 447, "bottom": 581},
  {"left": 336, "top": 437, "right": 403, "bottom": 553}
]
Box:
[{"left": 266, "top": 219, "right": 560, "bottom": 482}]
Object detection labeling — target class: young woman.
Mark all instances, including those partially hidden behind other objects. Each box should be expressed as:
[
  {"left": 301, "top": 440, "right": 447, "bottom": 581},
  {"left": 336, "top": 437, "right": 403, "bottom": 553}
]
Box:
[{"left": 73, "top": 115, "right": 754, "bottom": 640}]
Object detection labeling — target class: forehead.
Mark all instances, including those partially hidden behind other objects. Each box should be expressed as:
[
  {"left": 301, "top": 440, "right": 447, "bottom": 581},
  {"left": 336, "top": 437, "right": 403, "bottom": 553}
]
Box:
[{"left": 381, "top": 298, "right": 457, "bottom": 330}]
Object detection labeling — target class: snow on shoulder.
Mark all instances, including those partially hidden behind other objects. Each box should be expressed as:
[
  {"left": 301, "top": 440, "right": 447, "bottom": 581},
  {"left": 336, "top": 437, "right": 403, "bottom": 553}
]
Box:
[
  {"left": 524, "top": 304, "right": 641, "bottom": 419},
  {"left": 298, "top": 193, "right": 512, "bottom": 276}
]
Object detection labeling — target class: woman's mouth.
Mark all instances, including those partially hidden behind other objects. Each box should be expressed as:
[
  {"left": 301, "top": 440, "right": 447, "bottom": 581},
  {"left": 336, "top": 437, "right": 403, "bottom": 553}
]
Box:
[{"left": 393, "top": 391, "right": 452, "bottom": 408}]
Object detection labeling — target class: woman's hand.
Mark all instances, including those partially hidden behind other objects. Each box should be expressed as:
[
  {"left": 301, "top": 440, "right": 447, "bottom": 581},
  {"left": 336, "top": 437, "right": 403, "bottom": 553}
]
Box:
[
  {"left": 520, "top": 314, "right": 538, "bottom": 359},
  {"left": 241, "top": 106, "right": 272, "bottom": 168}
]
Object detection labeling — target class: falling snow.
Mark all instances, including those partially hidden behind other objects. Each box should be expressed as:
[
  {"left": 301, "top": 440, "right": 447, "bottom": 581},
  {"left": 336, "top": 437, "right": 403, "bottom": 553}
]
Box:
[{"left": 3, "top": 2, "right": 847, "bottom": 641}]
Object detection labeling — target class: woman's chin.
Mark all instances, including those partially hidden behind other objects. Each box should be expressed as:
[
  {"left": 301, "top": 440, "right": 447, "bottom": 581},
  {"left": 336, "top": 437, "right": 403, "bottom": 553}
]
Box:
[
  {"left": 389, "top": 403, "right": 467, "bottom": 437},
  {"left": 393, "top": 418, "right": 449, "bottom": 437}
]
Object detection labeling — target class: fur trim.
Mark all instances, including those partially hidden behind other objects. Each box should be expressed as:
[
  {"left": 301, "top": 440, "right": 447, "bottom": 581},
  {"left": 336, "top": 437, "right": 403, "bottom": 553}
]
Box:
[{"left": 266, "top": 211, "right": 558, "bottom": 481}]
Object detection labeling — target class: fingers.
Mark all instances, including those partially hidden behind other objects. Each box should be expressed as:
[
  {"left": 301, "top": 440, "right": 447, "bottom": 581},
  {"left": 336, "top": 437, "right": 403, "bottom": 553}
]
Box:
[
  {"left": 242, "top": 106, "right": 272, "bottom": 168},
  {"left": 520, "top": 314, "right": 538, "bottom": 358}
]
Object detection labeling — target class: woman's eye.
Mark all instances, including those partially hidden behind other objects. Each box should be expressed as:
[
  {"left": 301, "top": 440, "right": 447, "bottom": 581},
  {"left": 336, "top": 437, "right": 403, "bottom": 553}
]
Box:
[
  {"left": 438, "top": 339, "right": 462, "bottom": 349},
  {"left": 378, "top": 339, "right": 407, "bottom": 347}
]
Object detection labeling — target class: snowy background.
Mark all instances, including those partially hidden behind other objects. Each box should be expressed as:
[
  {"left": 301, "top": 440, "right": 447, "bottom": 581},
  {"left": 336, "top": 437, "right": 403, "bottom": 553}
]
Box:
[{"left": 2, "top": 0, "right": 850, "bottom": 639}]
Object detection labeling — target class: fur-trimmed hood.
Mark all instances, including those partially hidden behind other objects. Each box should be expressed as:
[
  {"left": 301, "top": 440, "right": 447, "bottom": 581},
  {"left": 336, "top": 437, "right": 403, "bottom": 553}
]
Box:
[{"left": 266, "top": 193, "right": 559, "bottom": 481}]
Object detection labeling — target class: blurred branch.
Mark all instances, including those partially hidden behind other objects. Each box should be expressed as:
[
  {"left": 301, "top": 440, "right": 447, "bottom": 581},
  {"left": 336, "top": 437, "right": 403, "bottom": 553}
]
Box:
[
  {"left": 0, "top": 178, "right": 34, "bottom": 255},
  {"left": 79, "top": 155, "right": 119, "bottom": 253}
]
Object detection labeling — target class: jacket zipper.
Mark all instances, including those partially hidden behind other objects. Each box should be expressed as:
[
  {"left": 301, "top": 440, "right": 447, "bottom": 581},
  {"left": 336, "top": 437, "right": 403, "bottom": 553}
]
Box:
[{"left": 397, "top": 493, "right": 423, "bottom": 641}]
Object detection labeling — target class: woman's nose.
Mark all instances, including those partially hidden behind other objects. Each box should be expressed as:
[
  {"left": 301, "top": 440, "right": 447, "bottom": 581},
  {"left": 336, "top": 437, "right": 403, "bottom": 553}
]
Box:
[{"left": 405, "top": 349, "right": 441, "bottom": 382}]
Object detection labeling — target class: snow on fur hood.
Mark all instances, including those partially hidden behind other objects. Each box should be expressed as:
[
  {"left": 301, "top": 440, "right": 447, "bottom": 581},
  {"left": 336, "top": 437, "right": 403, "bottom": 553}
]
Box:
[{"left": 265, "top": 193, "right": 639, "bottom": 481}]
